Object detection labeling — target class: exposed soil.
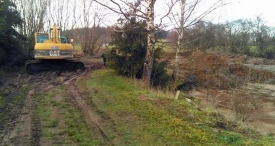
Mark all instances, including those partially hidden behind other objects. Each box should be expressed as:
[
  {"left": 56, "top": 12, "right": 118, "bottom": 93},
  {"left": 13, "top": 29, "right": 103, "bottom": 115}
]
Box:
[
  {"left": 177, "top": 50, "right": 275, "bottom": 135},
  {"left": 0, "top": 56, "right": 109, "bottom": 145}
]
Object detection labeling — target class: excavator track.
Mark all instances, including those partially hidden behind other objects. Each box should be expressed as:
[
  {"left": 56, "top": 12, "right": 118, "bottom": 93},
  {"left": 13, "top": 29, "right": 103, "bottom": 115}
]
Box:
[{"left": 25, "top": 60, "right": 84, "bottom": 74}]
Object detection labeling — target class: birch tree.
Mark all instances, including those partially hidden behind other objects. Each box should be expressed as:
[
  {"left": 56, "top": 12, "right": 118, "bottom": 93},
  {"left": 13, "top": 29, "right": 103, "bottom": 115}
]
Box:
[
  {"left": 170, "top": 0, "right": 226, "bottom": 81},
  {"left": 77, "top": 0, "right": 106, "bottom": 55},
  {"left": 94, "top": 0, "right": 177, "bottom": 84}
]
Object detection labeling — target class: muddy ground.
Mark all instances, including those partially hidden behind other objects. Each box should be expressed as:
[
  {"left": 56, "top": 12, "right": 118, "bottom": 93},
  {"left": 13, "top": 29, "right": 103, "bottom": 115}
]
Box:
[
  {"left": 0, "top": 56, "right": 106, "bottom": 145},
  {"left": 1, "top": 50, "right": 275, "bottom": 145}
]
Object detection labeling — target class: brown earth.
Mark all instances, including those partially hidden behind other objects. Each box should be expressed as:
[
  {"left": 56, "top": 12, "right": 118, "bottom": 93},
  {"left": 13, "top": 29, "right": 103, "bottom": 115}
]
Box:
[
  {"left": 177, "top": 50, "right": 275, "bottom": 135},
  {"left": 0, "top": 56, "right": 109, "bottom": 145}
]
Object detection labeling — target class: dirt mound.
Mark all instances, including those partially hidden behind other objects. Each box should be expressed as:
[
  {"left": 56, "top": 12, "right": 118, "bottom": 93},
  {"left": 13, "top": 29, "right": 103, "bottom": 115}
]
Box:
[{"left": 180, "top": 50, "right": 275, "bottom": 89}]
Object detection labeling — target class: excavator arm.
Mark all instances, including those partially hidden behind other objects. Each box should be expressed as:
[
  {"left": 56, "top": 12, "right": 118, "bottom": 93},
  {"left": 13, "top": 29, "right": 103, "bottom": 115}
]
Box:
[{"left": 50, "top": 25, "right": 61, "bottom": 43}]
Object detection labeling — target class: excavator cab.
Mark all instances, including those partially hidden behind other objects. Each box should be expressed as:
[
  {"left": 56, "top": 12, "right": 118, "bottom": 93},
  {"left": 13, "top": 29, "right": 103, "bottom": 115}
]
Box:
[
  {"left": 37, "top": 33, "right": 48, "bottom": 43},
  {"left": 60, "top": 36, "right": 68, "bottom": 44}
]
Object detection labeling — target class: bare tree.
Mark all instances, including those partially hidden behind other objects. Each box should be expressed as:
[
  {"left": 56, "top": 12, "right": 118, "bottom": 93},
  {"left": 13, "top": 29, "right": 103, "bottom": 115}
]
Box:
[
  {"left": 170, "top": 0, "right": 226, "bottom": 81},
  {"left": 94, "top": 0, "right": 178, "bottom": 84},
  {"left": 11, "top": 0, "right": 50, "bottom": 56},
  {"left": 76, "top": 0, "right": 107, "bottom": 56},
  {"left": 231, "top": 88, "right": 263, "bottom": 122},
  {"left": 46, "top": 0, "right": 71, "bottom": 32},
  {"left": 41, "top": 0, "right": 85, "bottom": 44}
]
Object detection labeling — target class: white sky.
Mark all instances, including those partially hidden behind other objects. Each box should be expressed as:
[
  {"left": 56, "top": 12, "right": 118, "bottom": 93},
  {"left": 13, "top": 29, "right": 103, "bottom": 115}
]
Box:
[
  {"left": 92, "top": 0, "right": 275, "bottom": 29},
  {"left": 208, "top": 0, "right": 275, "bottom": 27}
]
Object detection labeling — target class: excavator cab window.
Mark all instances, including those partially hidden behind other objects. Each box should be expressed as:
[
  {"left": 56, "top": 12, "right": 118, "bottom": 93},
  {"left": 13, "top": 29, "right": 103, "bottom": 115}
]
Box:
[
  {"left": 60, "top": 37, "right": 68, "bottom": 44},
  {"left": 37, "top": 34, "right": 49, "bottom": 43}
]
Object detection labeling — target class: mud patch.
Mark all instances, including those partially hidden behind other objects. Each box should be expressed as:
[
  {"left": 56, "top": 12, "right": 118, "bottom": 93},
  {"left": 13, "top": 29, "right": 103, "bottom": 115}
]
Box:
[
  {"left": 0, "top": 59, "right": 104, "bottom": 145},
  {"left": 0, "top": 82, "right": 30, "bottom": 145}
]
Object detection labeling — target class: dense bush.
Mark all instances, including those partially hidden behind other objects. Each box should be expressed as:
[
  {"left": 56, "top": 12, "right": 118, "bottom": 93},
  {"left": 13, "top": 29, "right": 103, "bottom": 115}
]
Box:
[{"left": 108, "top": 18, "right": 169, "bottom": 87}]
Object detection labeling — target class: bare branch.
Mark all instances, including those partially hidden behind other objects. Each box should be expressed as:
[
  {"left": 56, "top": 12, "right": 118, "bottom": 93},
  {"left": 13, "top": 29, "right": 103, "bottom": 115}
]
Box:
[{"left": 156, "top": 0, "right": 178, "bottom": 28}]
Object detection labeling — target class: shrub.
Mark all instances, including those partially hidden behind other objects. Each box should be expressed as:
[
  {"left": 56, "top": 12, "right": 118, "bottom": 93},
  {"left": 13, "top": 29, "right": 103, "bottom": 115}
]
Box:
[{"left": 108, "top": 18, "right": 169, "bottom": 88}]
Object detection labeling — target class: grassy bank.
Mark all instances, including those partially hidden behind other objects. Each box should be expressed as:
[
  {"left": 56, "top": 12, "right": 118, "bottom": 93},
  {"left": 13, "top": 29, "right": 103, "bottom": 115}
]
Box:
[
  {"left": 80, "top": 69, "right": 275, "bottom": 145},
  {"left": 33, "top": 68, "right": 275, "bottom": 145}
]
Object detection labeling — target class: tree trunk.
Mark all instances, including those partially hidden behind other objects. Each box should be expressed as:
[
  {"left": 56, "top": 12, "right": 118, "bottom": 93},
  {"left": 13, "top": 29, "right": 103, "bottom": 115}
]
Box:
[
  {"left": 142, "top": 0, "right": 156, "bottom": 84},
  {"left": 173, "top": 0, "right": 186, "bottom": 82}
]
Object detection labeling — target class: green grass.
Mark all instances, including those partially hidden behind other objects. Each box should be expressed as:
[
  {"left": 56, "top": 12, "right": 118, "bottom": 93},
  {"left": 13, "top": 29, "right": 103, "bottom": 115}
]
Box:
[
  {"left": 249, "top": 46, "right": 258, "bottom": 54},
  {"left": 34, "top": 87, "right": 98, "bottom": 145},
  {"left": 156, "top": 39, "right": 175, "bottom": 53},
  {"left": 73, "top": 43, "right": 83, "bottom": 53},
  {"left": 80, "top": 69, "right": 275, "bottom": 146}
]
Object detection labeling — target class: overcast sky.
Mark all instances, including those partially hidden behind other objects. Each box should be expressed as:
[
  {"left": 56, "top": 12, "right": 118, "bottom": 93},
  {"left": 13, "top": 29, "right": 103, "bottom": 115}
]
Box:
[
  {"left": 97, "top": 0, "right": 275, "bottom": 29},
  {"left": 209, "top": 0, "right": 275, "bottom": 27}
]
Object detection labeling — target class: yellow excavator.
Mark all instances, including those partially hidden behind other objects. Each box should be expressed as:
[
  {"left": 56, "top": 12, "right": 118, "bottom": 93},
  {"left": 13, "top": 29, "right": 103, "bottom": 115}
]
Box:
[{"left": 25, "top": 25, "right": 84, "bottom": 73}]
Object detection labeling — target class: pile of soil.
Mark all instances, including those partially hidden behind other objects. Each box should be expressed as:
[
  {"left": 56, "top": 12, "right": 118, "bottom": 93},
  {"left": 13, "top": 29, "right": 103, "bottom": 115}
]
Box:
[{"left": 180, "top": 50, "right": 275, "bottom": 90}]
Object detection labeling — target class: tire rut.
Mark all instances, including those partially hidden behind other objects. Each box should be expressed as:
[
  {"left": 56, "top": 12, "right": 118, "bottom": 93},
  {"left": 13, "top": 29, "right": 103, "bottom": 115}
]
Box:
[
  {"left": 31, "top": 103, "right": 42, "bottom": 146},
  {"left": 65, "top": 73, "right": 118, "bottom": 145},
  {"left": 0, "top": 61, "right": 104, "bottom": 145},
  {"left": 0, "top": 89, "right": 38, "bottom": 146}
]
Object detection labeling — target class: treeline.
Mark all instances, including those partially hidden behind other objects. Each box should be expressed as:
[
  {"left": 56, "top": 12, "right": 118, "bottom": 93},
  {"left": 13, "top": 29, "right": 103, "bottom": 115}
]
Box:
[
  {"left": 1, "top": 0, "right": 275, "bottom": 66},
  {"left": 167, "top": 17, "right": 275, "bottom": 59},
  {"left": 65, "top": 26, "right": 112, "bottom": 55}
]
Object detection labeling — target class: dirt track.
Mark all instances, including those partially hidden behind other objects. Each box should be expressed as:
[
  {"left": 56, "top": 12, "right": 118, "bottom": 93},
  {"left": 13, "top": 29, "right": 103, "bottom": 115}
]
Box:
[
  {"left": 64, "top": 71, "right": 120, "bottom": 145},
  {"left": 0, "top": 58, "right": 113, "bottom": 145}
]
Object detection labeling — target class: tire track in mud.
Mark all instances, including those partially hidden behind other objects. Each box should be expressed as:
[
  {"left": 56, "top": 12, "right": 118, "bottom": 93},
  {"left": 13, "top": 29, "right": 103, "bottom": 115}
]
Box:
[
  {"left": 31, "top": 104, "right": 42, "bottom": 146},
  {"left": 0, "top": 89, "right": 40, "bottom": 146},
  {"left": 0, "top": 61, "right": 105, "bottom": 145},
  {"left": 64, "top": 72, "right": 118, "bottom": 146}
]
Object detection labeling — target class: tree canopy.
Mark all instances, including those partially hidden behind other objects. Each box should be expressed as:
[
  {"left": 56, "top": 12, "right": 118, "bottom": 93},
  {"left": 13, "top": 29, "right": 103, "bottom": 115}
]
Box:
[{"left": 0, "top": 0, "right": 24, "bottom": 65}]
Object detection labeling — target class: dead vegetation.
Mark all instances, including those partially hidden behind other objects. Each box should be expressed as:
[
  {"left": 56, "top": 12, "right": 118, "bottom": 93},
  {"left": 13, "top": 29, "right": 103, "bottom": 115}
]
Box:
[
  {"left": 178, "top": 50, "right": 275, "bottom": 90},
  {"left": 179, "top": 50, "right": 275, "bottom": 134}
]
